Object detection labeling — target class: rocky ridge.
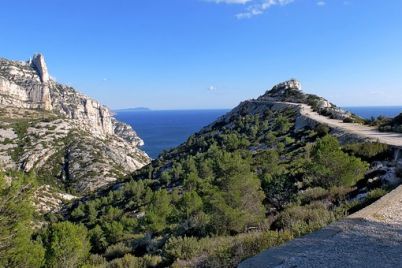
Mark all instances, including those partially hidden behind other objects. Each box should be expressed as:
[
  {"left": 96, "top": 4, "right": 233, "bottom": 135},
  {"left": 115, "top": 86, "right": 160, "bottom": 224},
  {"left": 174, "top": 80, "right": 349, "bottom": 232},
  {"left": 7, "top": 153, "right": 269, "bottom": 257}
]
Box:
[
  {"left": 0, "top": 54, "right": 150, "bottom": 211},
  {"left": 257, "top": 79, "right": 353, "bottom": 120}
]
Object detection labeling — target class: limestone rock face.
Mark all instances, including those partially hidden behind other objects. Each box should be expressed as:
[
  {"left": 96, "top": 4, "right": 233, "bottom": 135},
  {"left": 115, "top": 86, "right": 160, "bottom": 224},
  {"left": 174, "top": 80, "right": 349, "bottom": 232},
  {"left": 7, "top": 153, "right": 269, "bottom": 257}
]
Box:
[
  {"left": 0, "top": 54, "right": 144, "bottom": 142},
  {"left": 272, "top": 79, "right": 302, "bottom": 92},
  {"left": 0, "top": 54, "right": 151, "bottom": 201},
  {"left": 0, "top": 57, "right": 52, "bottom": 110},
  {"left": 258, "top": 79, "right": 305, "bottom": 102},
  {"left": 31, "top": 53, "right": 49, "bottom": 83}
]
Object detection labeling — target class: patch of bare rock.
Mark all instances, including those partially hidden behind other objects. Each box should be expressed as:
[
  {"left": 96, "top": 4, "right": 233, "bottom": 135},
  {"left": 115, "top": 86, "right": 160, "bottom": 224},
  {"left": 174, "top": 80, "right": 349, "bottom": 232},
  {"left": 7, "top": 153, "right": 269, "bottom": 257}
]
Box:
[{"left": 0, "top": 54, "right": 151, "bottom": 212}]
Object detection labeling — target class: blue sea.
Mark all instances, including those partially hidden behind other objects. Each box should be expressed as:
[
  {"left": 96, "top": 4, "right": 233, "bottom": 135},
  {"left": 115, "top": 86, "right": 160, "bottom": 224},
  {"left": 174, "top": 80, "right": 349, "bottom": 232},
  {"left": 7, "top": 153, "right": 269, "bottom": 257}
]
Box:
[
  {"left": 344, "top": 106, "right": 402, "bottom": 119},
  {"left": 115, "top": 109, "right": 229, "bottom": 158},
  {"left": 116, "top": 107, "right": 402, "bottom": 159}
]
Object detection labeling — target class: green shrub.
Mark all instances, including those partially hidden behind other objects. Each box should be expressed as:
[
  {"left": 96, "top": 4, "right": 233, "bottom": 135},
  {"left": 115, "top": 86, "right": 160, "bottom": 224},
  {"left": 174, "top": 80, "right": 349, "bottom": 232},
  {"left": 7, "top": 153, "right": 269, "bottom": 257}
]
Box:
[
  {"left": 141, "top": 255, "right": 162, "bottom": 267},
  {"left": 43, "top": 222, "right": 91, "bottom": 268},
  {"left": 343, "top": 117, "right": 354, "bottom": 123},
  {"left": 0, "top": 172, "right": 45, "bottom": 268},
  {"left": 164, "top": 236, "right": 200, "bottom": 260},
  {"left": 348, "top": 188, "right": 388, "bottom": 214},
  {"left": 107, "top": 254, "right": 141, "bottom": 268},
  {"left": 379, "top": 113, "right": 402, "bottom": 133},
  {"left": 343, "top": 142, "right": 390, "bottom": 161},
  {"left": 306, "top": 135, "right": 369, "bottom": 188},
  {"left": 104, "top": 242, "right": 131, "bottom": 259},
  {"left": 171, "top": 231, "right": 293, "bottom": 268},
  {"left": 275, "top": 203, "right": 335, "bottom": 236},
  {"left": 314, "top": 124, "right": 330, "bottom": 137},
  {"left": 328, "top": 186, "right": 352, "bottom": 202},
  {"left": 107, "top": 254, "right": 161, "bottom": 268},
  {"left": 84, "top": 254, "right": 107, "bottom": 267},
  {"left": 297, "top": 187, "right": 328, "bottom": 205},
  {"left": 366, "top": 188, "right": 387, "bottom": 202}
]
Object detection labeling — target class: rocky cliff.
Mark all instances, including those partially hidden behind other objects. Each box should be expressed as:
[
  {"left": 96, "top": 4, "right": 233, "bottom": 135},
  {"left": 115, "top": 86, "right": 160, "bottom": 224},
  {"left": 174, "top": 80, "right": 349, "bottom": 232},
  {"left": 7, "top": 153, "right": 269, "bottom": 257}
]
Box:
[{"left": 0, "top": 54, "right": 150, "bottom": 210}]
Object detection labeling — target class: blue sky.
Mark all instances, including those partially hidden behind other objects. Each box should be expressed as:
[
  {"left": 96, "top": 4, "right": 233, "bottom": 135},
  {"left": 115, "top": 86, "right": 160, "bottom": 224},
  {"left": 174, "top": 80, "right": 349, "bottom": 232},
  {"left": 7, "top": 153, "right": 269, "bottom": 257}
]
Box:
[{"left": 1, "top": 0, "right": 402, "bottom": 109}]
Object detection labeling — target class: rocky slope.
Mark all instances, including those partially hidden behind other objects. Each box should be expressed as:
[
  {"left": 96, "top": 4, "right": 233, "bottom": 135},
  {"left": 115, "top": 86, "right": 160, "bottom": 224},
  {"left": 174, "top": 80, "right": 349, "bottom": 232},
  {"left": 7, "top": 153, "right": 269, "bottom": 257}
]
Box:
[{"left": 0, "top": 54, "right": 150, "bottom": 211}]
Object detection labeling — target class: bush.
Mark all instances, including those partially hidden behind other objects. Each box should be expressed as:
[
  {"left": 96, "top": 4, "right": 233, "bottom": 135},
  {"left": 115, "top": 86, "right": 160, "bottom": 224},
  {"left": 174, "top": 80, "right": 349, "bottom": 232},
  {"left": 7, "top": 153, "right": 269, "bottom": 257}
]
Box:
[
  {"left": 104, "top": 242, "right": 131, "bottom": 260},
  {"left": 85, "top": 254, "right": 107, "bottom": 267},
  {"left": 164, "top": 236, "right": 200, "bottom": 260},
  {"left": 343, "top": 142, "right": 390, "bottom": 161},
  {"left": 107, "top": 254, "right": 161, "bottom": 268},
  {"left": 315, "top": 124, "right": 330, "bottom": 137},
  {"left": 348, "top": 188, "right": 388, "bottom": 214},
  {"left": 0, "top": 172, "right": 45, "bottom": 268},
  {"left": 297, "top": 187, "right": 329, "bottom": 205},
  {"left": 171, "top": 231, "right": 293, "bottom": 268},
  {"left": 274, "top": 203, "right": 335, "bottom": 236},
  {"left": 366, "top": 188, "right": 387, "bottom": 202},
  {"left": 43, "top": 222, "right": 91, "bottom": 268},
  {"left": 343, "top": 117, "right": 354, "bottom": 123},
  {"left": 141, "top": 255, "right": 162, "bottom": 267},
  {"left": 107, "top": 254, "right": 141, "bottom": 268},
  {"left": 306, "top": 135, "right": 369, "bottom": 188}
]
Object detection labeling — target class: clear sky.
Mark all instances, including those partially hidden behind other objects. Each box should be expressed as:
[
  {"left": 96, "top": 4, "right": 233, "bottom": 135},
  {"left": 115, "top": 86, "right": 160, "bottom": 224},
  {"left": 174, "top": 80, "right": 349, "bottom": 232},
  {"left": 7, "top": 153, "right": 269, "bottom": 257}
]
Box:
[{"left": 1, "top": 0, "right": 401, "bottom": 109}]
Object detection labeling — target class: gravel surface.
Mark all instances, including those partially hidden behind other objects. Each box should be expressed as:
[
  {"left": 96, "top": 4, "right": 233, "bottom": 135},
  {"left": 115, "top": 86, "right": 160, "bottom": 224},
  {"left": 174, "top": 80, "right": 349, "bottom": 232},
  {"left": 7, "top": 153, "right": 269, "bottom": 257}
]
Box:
[
  {"left": 240, "top": 186, "right": 402, "bottom": 268},
  {"left": 300, "top": 104, "right": 402, "bottom": 147}
]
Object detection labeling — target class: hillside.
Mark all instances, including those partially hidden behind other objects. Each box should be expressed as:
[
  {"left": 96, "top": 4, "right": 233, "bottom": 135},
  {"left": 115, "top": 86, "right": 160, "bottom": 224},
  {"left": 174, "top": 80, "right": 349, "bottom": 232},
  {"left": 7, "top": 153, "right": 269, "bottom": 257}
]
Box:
[
  {"left": 241, "top": 183, "right": 402, "bottom": 267},
  {"left": 55, "top": 80, "right": 400, "bottom": 267},
  {"left": 0, "top": 54, "right": 150, "bottom": 212},
  {"left": 379, "top": 113, "right": 402, "bottom": 133}
]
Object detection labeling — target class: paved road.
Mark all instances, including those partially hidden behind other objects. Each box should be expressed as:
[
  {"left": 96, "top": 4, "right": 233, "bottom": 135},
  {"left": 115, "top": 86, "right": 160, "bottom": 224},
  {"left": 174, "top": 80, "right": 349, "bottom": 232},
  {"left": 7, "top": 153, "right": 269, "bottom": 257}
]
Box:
[
  {"left": 240, "top": 185, "right": 402, "bottom": 268},
  {"left": 299, "top": 103, "right": 402, "bottom": 147}
]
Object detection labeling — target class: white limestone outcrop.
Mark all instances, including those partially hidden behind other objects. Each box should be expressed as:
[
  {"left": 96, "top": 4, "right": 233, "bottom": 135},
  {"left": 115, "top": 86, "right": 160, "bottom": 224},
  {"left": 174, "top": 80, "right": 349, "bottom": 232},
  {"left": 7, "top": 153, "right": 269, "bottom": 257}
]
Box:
[
  {"left": 0, "top": 54, "right": 150, "bottom": 197},
  {"left": 31, "top": 53, "right": 50, "bottom": 83},
  {"left": 0, "top": 54, "right": 144, "bottom": 143}
]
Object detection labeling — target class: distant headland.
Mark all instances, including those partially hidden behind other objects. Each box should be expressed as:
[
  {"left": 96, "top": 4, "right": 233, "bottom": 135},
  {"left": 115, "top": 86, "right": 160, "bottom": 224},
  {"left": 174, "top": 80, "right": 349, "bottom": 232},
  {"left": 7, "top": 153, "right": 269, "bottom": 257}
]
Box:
[{"left": 114, "top": 107, "right": 151, "bottom": 112}]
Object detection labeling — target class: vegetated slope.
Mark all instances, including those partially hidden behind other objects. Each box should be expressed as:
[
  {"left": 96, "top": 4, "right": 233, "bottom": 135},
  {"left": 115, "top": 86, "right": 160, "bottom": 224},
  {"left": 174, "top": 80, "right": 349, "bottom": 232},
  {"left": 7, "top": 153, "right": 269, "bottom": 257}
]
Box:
[
  {"left": 378, "top": 112, "right": 402, "bottom": 133},
  {"left": 240, "top": 182, "right": 402, "bottom": 268},
  {"left": 60, "top": 80, "right": 397, "bottom": 267},
  {"left": 0, "top": 55, "right": 150, "bottom": 212}
]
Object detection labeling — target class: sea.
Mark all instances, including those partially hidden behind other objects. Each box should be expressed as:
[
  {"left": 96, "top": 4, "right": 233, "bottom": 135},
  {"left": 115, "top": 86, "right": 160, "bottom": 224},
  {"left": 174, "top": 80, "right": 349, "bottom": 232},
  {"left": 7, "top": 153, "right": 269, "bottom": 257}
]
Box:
[
  {"left": 115, "top": 106, "right": 402, "bottom": 159},
  {"left": 115, "top": 109, "right": 229, "bottom": 158}
]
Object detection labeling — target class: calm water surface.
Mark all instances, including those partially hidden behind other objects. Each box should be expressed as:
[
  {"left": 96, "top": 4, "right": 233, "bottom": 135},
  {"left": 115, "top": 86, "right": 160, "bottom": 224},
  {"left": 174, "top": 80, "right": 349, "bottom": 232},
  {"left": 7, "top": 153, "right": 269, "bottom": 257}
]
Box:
[
  {"left": 115, "top": 109, "right": 229, "bottom": 158},
  {"left": 116, "top": 107, "right": 402, "bottom": 158}
]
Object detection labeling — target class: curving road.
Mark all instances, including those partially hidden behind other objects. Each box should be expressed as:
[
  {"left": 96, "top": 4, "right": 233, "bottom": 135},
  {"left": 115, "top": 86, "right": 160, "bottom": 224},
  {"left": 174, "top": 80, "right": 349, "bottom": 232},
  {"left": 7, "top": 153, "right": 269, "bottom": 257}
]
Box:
[
  {"left": 240, "top": 184, "right": 402, "bottom": 268},
  {"left": 298, "top": 103, "right": 402, "bottom": 148},
  {"left": 240, "top": 102, "right": 402, "bottom": 268}
]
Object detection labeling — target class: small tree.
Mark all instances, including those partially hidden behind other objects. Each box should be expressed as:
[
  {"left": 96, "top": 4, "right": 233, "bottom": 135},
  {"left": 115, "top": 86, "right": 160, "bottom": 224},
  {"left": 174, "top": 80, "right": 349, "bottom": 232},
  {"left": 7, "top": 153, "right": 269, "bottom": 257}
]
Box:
[
  {"left": 207, "top": 153, "right": 265, "bottom": 234},
  {"left": 145, "top": 190, "right": 172, "bottom": 233},
  {"left": 44, "top": 222, "right": 90, "bottom": 268},
  {"left": 0, "top": 172, "right": 45, "bottom": 268},
  {"left": 306, "top": 135, "right": 368, "bottom": 188}
]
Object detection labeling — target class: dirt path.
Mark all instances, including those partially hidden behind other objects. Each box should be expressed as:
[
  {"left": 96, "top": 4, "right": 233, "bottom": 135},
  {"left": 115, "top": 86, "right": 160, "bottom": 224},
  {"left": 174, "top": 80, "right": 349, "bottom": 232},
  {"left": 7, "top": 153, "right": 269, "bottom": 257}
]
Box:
[
  {"left": 240, "top": 185, "right": 402, "bottom": 268},
  {"left": 299, "top": 104, "right": 402, "bottom": 147}
]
